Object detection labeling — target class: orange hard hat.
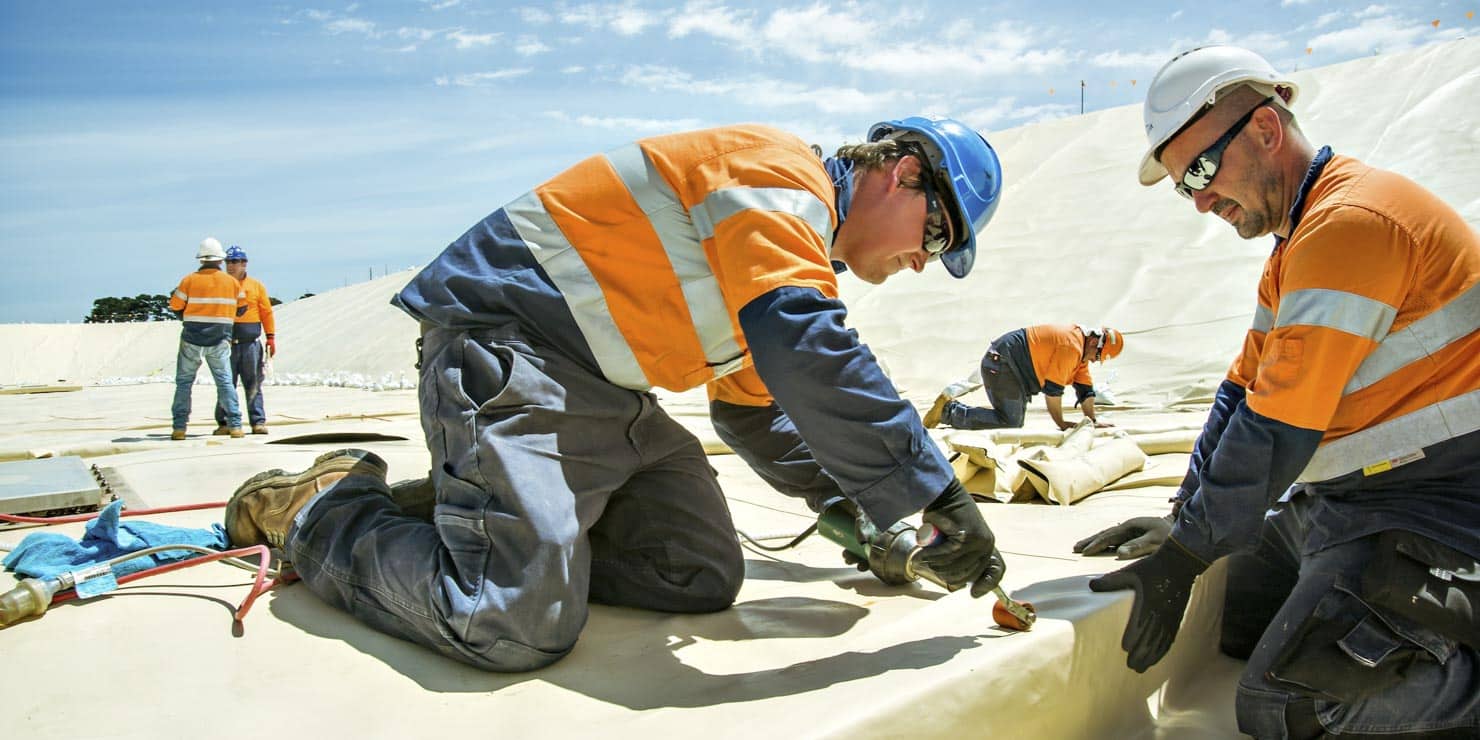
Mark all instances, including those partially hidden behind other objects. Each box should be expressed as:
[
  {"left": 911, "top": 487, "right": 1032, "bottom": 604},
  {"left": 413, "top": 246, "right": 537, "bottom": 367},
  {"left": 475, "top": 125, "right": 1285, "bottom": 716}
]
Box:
[{"left": 1096, "top": 327, "right": 1125, "bottom": 361}]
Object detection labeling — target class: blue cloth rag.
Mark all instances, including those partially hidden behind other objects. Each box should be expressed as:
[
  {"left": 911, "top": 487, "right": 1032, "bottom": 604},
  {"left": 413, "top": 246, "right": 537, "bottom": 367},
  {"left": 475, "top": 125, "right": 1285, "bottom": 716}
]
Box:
[{"left": 2, "top": 500, "right": 229, "bottom": 580}]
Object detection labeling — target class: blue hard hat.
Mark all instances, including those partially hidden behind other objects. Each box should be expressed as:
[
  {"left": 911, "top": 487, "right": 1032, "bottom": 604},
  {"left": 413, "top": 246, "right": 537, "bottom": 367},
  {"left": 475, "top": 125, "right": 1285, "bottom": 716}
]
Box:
[
  {"left": 225, "top": 245, "right": 248, "bottom": 261},
  {"left": 868, "top": 117, "right": 1003, "bottom": 278}
]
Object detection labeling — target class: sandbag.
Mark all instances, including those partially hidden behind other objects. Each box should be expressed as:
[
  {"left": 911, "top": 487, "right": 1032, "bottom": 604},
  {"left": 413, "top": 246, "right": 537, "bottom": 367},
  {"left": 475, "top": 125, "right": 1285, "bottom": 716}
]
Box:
[{"left": 1018, "top": 437, "right": 1148, "bottom": 505}]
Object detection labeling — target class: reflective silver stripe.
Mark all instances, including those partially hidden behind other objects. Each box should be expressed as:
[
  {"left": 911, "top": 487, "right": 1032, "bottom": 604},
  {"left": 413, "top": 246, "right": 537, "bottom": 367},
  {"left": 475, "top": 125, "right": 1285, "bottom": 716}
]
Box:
[
  {"left": 691, "top": 187, "right": 833, "bottom": 251},
  {"left": 184, "top": 316, "right": 235, "bottom": 325},
  {"left": 173, "top": 289, "right": 188, "bottom": 301},
  {"left": 504, "top": 191, "right": 649, "bottom": 390},
  {"left": 1275, "top": 288, "right": 1397, "bottom": 340},
  {"left": 1344, "top": 279, "right": 1480, "bottom": 394},
  {"left": 188, "top": 297, "right": 241, "bottom": 306},
  {"left": 1251, "top": 304, "right": 1274, "bottom": 334},
  {"left": 1298, "top": 387, "right": 1480, "bottom": 482},
  {"left": 605, "top": 144, "right": 743, "bottom": 374}
]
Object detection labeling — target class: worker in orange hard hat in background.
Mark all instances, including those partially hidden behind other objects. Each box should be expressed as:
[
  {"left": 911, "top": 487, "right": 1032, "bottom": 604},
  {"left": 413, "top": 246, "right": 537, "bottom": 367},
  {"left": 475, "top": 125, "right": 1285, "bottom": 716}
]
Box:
[
  {"left": 1079, "top": 45, "right": 1480, "bottom": 739},
  {"left": 923, "top": 324, "right": 1124, "bottom": 432}
]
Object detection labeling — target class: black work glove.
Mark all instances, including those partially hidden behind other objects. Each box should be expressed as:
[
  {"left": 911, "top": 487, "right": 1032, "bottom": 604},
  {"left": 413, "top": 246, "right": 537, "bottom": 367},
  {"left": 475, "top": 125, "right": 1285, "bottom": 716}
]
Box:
[
  {"left": 920, "top": 478, "right": 1005, "bottom": 598},
  {"left": 1073, "top": 514, "right": 1173, "bottom": 560},
  {"left": 1088, "top": 538, "right": 1209, "bottom": 672}
]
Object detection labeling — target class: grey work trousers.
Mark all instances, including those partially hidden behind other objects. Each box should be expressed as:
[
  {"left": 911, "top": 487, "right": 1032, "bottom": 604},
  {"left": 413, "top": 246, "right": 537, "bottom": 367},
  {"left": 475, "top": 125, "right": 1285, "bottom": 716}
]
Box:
[
  {"left": 942, "top": 348, "right": 1028, "bottom": 430},
  {"left": 1230, "top": 496, "right": 1480, "bottom": 738},
  {"left": 286, "top": 324, "right": 745, "bottom": 672}
]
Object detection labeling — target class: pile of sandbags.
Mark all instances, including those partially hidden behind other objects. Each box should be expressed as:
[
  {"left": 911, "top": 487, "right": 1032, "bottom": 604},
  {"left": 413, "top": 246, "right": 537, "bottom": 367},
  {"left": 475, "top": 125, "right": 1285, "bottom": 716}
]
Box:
[{"left": 945, "top": 421, "right": 1200, "bottom": 506}]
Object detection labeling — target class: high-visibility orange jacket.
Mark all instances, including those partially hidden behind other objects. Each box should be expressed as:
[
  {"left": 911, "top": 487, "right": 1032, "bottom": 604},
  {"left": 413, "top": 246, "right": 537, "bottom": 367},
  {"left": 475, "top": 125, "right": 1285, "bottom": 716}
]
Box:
[
  {"left": 233, "top": 275, "right": 275, "bottom": 340},
  {"left": 170, "top": 266, "right": 247, "bottom": 346},
  {"left": 1173, "top": 147, "right": 1480, "bottom": 562},
  {"left": 396, "top": 125, "right": 952, "bottom": 526},
  {"left": 1026, "top": 324, "right": 1094, "bottom": 395}
]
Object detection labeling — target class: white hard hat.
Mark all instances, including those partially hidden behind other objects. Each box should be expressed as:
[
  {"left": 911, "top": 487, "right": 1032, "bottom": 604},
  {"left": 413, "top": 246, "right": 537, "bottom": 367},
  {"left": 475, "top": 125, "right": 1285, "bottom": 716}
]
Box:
[
  {"left": 197, "top": 237, "right": 226, "bottom": 262},
  {"left": 1138, "top": 45, "right": 1299, "bottom": 186}
]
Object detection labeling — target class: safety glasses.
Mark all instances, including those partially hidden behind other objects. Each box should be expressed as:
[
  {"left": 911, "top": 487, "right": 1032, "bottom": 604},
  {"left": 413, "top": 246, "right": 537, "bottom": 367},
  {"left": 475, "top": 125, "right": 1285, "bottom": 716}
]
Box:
[
  {"left": 913, "top": 148, "right": 957, "bottom": 257},
  {"left": 1174, "top": 97, "right": 1273, "bottom": 199}
]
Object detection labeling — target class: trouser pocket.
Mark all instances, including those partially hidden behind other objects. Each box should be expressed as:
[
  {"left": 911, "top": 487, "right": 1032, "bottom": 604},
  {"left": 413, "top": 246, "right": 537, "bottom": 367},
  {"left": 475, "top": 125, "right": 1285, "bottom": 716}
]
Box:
[
  {"left": 1362, "top": 530, "right": 1480, "bottom": 649},
  {"left": 1269, "top": 584, "right": 1455, "bottom": 703}
]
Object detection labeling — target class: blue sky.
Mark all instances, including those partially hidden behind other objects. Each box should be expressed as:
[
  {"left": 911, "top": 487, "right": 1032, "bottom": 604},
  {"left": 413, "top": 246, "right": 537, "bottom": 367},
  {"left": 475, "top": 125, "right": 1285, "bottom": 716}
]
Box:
[{"left": 1, "top": 1, "right": 1473, "bottom": 323}]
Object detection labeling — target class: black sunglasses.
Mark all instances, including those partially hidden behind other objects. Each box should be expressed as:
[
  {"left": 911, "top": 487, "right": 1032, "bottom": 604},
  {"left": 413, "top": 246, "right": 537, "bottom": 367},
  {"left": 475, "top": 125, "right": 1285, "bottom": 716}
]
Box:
[
  {"left": 906, "top": 144, "right": 956, "bottom": 256},
  {"left": 1174, "top": 97, "right": 1273, "bottom": 199}
]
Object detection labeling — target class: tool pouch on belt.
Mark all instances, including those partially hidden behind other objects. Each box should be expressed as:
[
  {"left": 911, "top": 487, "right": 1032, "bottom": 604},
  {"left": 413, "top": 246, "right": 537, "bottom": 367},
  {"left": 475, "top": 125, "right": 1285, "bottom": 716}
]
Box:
[{"left": 1361, "top": 530, "right": 1480, "bottom": 648}]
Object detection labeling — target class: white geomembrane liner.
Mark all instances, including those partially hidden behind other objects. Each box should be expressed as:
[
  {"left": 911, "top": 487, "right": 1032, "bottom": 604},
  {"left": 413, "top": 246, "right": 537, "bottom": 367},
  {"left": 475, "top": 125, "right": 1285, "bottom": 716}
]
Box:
[{"left": 1, "top": 39, "right": 1476, "bottom": 739}]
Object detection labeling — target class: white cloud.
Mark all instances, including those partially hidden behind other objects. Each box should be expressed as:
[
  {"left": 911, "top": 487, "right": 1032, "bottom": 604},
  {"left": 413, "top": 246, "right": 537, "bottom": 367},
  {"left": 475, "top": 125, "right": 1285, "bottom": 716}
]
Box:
[
  {"left": 1307, "top": 14, "right": 1429, "bottom": 55},
  {"left": 1281, "top": 0, "right": 1316, "bottom": 5},
  {"left": 397, "top": 27, "right": 440, "bottom": 42},
  {"left": 760, "top": 5, "right": 881, "bottom": 62},
  {"left": 668, "top": 0, "right": 754, "bottom": 44},
  {"left": 562, "top": 65, "right": 586, "bottom": 74},
  {"left": 1314, "top": 11, "right": 1343, "bottom": 29},
  {"left": 618, "top": 65, "right": 904, "bottom": 114},
  {"left": 326, "top": 18, "right": 377, "bottom": 35},
  {"left": 435, "top": 68, "right": 533, "bottom": 86},
  {"left": 446, "top": 28, "right": 497, "bottom": 49},
  {"left": 559, "top": 3, "right": 663, "bottom": 35},
  {"left": 422, "top": 0, "right": 462, "bottom": 9},
  {"left": 1091, "top": 50, "right": 1168, "bottom": 69},
  {"left": 959, "top": 97, "right": 1074, "bottom": 130},
  {"left": 518, "top": 7, "right": 554, "bottom": 24},
  {"left": 515, "top": 36, "right": 552, "bottom": 55},
  {"left": 1356, "top": 5, "right": 1390, "bottom": 19},
  {"left": 544, "top": 110, "right": 703, "bottom": 133},
  {"left": 1169, "top": 10, "right": 1183, "bottom": 21}
]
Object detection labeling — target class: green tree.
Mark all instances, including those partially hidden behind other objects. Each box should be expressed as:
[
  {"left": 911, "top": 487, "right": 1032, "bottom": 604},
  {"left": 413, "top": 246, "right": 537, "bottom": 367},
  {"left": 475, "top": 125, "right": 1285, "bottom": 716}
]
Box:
[{"left": 84, "top": 293, "right": 177, "bottom": 323}]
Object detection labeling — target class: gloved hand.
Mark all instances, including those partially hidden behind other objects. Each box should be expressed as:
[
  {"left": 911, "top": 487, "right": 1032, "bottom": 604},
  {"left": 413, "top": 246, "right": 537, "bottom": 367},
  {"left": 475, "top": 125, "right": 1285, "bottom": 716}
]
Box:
[
  {"left": 1073, "top": 514, "right": 1173, "bottom": 560},
  {"left": 265, "top": 334, "right": 276, "bottom": 357},
  {"left": 919, "top": 478, "right": 1005, "bottom": 597},
  {"left": 1088, "top": 537, "right": 1208, "bottom": 672}
]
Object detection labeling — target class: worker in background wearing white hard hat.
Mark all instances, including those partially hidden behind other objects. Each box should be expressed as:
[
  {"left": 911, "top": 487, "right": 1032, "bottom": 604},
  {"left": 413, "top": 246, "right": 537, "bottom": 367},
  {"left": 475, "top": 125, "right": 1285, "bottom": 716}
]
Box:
[
  {"left": 166, "top": 237, "right": 248, "bottom": 440},
  {"left": 1081, "top": 45, "right": 1480, "bottom": 739},
  {"left": 923, "top": 324, "right": 1124, "bottom": 431}
]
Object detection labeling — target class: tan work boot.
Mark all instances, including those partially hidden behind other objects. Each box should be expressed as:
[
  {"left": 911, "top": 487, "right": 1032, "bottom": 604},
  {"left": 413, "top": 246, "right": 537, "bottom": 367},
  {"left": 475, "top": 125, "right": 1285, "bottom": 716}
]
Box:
[
  {"left": 171, "top": 429, "right": 187, "bottom": 441},
  {"left": 229, "top": 428, "right": 245, "bottom": 439},
  {"left": 224, "top": 449, "right": 389, "bottom": 549},
  {"left": 251, "top": 424, "right": 269, "bottom": 435},
  {"left": 213, "top": 426, "right": 231, "bottom": 436},
  {"left": 921, "top": 393, "right": 951, "bottom": 429}
]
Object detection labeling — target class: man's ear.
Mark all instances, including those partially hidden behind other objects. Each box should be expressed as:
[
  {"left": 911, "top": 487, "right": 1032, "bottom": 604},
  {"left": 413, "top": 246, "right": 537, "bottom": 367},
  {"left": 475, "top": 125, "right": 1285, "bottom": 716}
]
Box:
[
  {"left": 1251, "top": 106, "right": 1284, "bottom": 153},
  {"left": 891, "top": 154, "right": 923, "bottom": 191}
]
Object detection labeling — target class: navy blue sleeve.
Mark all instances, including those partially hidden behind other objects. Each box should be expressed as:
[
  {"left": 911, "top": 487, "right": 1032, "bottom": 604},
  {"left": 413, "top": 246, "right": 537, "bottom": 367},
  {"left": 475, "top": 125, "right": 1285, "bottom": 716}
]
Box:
[
  {"left": 1072, "top": 382, "right": 1095, "bottom": 405},
  {"left": 1041, "top": 381, "right": 1066, "bottom": 397},
  {"left": 709, "top": 399, "right": 844, "bottom": 513},
  {"left": 1176, "top": 379, "right": 1248, "bottom": 502},
  {"left": 1169, "top": 403, "right": 1323, "bottom": 562},
  {"left": 739, "top": 286, "right": 953, "bottom": 528}
]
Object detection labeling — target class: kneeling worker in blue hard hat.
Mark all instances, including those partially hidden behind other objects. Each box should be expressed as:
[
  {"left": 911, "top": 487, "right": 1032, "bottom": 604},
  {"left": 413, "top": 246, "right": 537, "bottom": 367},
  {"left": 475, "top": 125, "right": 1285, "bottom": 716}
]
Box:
[
  {"left": 1081, "top": 45, "right": 1480, "bottom": 739},
  {"left": 223, "top": 118, "right": 1008, "bottom": 671}
]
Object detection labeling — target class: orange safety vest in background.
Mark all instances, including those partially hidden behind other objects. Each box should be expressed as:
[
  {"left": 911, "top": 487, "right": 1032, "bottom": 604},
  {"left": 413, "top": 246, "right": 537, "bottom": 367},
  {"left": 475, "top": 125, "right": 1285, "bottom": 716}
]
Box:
[
  {"left": 1232, "top": 155, "right": 1480, "bottom": 482},
  {"left": 170, "top": 267, "right": 245, "bottom": 325},
  {"left": 235, "top": 275, "right": 276, "bottom": 334},
  {"left": 1025, "top": 324, "right": 1094, "bottom": 390}
]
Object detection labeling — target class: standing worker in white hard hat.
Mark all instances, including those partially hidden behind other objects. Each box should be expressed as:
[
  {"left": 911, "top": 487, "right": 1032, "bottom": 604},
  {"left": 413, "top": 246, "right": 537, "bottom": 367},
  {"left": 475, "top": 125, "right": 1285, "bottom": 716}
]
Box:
[
  {"left": 215, "top": 245, "right": 276, "bottom": 436},
  {"left": 922, "top": 324, "right": 1124, "bottom": 431},
  {"left": 219, "top": 118, "right": 1010, "bottom": 672},
  {"left": 167, "top": 237, "right": 248, "bottom": 440},
  {"left": 1081, "top": 46, "right": 1480, "bottom": 739}
]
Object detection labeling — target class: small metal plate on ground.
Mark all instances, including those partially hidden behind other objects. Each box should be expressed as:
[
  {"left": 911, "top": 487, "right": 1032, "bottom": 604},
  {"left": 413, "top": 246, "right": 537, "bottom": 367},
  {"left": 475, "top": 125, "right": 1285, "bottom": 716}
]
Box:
[{"left": 0, "top": 456, "right": 104, "bottom": 515}]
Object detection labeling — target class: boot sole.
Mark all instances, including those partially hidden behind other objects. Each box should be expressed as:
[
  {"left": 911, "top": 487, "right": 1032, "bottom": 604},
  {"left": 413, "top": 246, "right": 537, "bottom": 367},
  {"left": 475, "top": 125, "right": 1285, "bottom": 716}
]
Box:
[{"left": 224, "top": 449, "right": 390, "bottom": 546}]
